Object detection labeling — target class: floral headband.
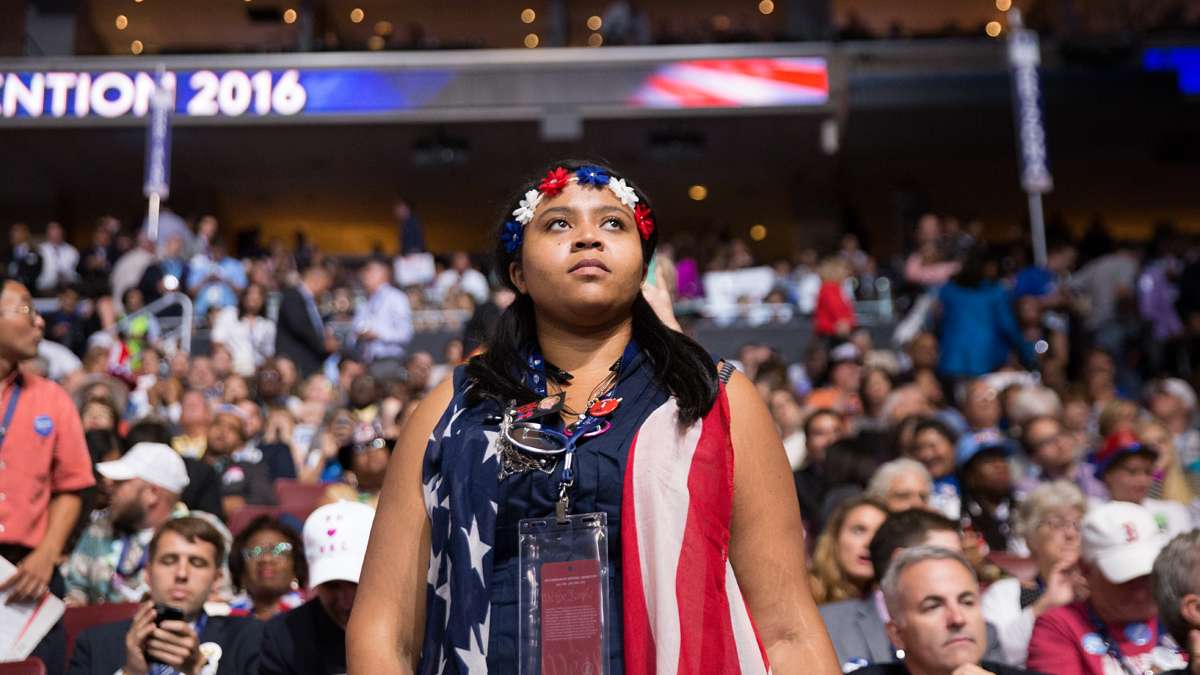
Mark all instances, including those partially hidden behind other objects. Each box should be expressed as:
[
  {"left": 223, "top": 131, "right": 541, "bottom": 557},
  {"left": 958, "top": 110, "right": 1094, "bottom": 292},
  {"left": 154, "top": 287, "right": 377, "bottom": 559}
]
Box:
[{"left": 502, "top": 165, "right": 656, "bottom": 254}]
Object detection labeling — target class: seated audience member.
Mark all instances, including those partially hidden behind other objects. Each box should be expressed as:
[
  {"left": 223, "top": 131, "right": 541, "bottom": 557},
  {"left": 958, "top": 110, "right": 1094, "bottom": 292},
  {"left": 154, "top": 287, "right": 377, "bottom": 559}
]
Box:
[
  {"left": 854, "top": 546, "right": 1035, "bottom": 674},
  {"left": 866, "top": 459, "right": 934, "bottom": 512},
  {"left": 1015, "top": 415, "right": 1106, "bottom": 501},
  {"left": 232, "top": 399, "right": 298, "bottom": 483},
  {"left": 67, "top": 517, "right": 263, "bottom": 675},
  {"left": 1152, "top": 530, "right": 1200, "bottom": 675},
  {"left": 982, "top": 481, "right": 1087, "bottom": 666},
  {"left": 957, "top": 430, "right": 1020, "bottom": 554},
  {"left": 322, "top": 424, "right": 391, "bottom": 508},
  {"left": 810, "top": 497, "right": 889, "bottom": 605},
  {"left": 206, "top": 403, "right": 276, "bottom": 516},
  {"left": 820, "top": 509, "right": 1005, "bottom": 671},
  {"left": 125, "top": 418, "right": 224, "bottom": 520},
  {"left": 820, "top": 439, "right": 884, "bottom": 525},
  {"left": 63, "top": 442, "right": 189, "bottom": 605},
  {"left": 1091, "top": 429, "right": 1193, "bottom": 539},
  {"left": 807, "top": 343, "right": 864, "bottom": 416},
  {"left": 1135, "top": 418, "right": 1194, "bottom": 504},
  {"left": 906, "top": 419, "right": 961, "bottom": 519},
  {"left": 1027, "top": 501, "right": 1186, "bottom": 675},
  {"left": 172, "top": 388, "right": 211, "bottom": 459},
  {"left": 228, "top": 515, "right": 307, "bottom": 620},
  {"left": 794, "top": 408, "right": 847, "bottom": 528},
  {"left": 260, "top": 501, "right": 376, "bottom": 675}
]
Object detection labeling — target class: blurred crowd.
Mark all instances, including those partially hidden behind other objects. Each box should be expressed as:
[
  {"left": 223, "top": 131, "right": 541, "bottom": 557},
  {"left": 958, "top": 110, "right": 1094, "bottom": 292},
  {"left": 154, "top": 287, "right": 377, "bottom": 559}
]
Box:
[{"left": 7, "top": 200, "right": 1200, "bottom": 675}]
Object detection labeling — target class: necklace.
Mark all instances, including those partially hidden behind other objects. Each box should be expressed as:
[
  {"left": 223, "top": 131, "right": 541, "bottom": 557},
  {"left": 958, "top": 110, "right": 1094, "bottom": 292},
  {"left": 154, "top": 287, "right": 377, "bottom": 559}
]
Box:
[{"left": 546, "top": 357, "right": 621, "bottom": 422}]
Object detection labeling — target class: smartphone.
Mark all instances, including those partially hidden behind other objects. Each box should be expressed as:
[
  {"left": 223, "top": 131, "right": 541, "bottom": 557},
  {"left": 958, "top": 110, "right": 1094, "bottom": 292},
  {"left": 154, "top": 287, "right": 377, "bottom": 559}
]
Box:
[{"left": 153, "top": 604, "right": 185, "bottom": 625}]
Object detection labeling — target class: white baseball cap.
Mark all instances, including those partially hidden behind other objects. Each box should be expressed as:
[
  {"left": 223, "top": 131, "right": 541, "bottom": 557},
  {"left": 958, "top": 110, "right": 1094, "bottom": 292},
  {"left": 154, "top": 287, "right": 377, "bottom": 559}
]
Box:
[
  {"left": 1082, "top": 501, "right": 1167, "bottom": 584},
  {"left": 304, "top": 501, "right": 376, "bottom": 590},
  {"left": 96, "top": 442, "right": 190, "bottom": 494}
]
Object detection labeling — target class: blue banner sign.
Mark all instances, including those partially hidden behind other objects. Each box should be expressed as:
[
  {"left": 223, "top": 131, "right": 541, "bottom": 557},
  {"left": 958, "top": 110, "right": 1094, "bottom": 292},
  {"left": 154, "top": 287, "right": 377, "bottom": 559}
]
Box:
[
  {"left": 1008, "top": 28, "right": 1053, "bottom": 194},
  {"left": 1144, "top": 47, "right": 1200, "bottom": 95},
  {"left": 0, "top": 68, "right": 454, "bottom": 120}
]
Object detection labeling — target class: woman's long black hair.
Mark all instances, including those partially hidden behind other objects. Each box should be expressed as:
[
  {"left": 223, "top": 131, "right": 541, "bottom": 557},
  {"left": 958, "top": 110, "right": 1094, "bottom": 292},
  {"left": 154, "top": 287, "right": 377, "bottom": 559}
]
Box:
[{"left": 465, "top": 159, "right": 719, "bottom": 425}]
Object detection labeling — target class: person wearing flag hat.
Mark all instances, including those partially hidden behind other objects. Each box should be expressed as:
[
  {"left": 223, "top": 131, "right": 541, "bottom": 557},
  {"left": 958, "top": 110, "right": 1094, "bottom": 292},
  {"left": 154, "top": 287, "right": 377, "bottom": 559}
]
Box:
[
  {"left": 956, "top": 430, "right": 1020, "bottom": 554},
  {"left": 1090, "top": 429, "right": 1194, "bottom": 540},
  {"left": 1027, "top": 501, "right": 1186, "bottom": 675}
]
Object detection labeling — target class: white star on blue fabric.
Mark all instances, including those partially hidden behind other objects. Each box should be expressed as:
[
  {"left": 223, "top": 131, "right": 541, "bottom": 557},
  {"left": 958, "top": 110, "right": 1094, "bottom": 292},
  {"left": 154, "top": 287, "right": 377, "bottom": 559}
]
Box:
[
  {"left": 443, "top": 406, "right": 466, "bottom": 440},
  {"left": 480, "top": 429, "right": 500, "bottom": 466},
  {"left": 454, "top": 625, "right": 488, "bottom": 675},
  {"left": 461, "top": 516, "right": 492, "bottom": 587}
]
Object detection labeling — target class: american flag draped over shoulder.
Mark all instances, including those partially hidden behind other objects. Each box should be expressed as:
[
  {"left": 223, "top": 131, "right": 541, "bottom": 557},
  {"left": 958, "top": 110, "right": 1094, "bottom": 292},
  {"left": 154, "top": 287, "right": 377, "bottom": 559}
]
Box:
[{"left": 420, "top": 369, "right": 770, "bottom": 674}]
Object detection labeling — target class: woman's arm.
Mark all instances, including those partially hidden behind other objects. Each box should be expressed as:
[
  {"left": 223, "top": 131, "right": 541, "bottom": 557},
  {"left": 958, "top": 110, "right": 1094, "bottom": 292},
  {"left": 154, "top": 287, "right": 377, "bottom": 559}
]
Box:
[
  {"left": 346, "top": 376, "right": 455, "bottom": 675},
  {"left": 725, "top": 371, "right": 840, "bottom": 674}
]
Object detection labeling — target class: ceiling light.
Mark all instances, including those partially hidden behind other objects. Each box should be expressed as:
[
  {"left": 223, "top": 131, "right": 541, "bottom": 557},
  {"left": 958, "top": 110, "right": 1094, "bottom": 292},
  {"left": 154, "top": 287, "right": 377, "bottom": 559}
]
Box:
[
  {"left": 688, "top": 185, "right": 708, "bottom": 201},
  {"left": 750, "top": 224, "right": 767, "bottom": 241},
  {"left": 283, "top": 8, "right": 297, "bottom": 24},
  {"left": 758, "top": 0, "right": 775, "bottom": 15},
  {"left": 521, "top": 9, "right": 536, "bottom": 24},
  {"left": 587, "top": 15, "right": 602, "bottom": 31},
  {"left": 130, "top": 39, "right": 144, "bottom": 54},
  {"left": 587, "top": 33, "right": 603, "bottom": 47},
  {"left": 524, "top": 33, "right": 539, "bottom": 48},
  {"left": 115, "top": 14, "right": 128, "bottom": 30},
  {"left": 367, "top": 35, "right": 385, "bottom": 50},
  {"left": 350, "top": 8, "right": 364, "bottom": 23},
  {"left": 985, "top": 21, "right": 1003, "bottom": 37}
]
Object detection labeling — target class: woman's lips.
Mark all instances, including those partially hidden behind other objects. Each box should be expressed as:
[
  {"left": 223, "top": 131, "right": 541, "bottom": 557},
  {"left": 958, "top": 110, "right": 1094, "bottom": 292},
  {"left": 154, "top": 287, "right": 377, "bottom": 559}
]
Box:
[{"left": 568, "top": 259, "right": 611, "bottom": 274}]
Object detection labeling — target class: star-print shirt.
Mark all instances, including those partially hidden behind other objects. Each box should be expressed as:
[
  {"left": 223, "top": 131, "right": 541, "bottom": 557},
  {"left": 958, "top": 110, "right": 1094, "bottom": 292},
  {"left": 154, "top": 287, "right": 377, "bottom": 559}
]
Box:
[{"left": 1027, "top": 601, "right": 1187, "bottom": 675}]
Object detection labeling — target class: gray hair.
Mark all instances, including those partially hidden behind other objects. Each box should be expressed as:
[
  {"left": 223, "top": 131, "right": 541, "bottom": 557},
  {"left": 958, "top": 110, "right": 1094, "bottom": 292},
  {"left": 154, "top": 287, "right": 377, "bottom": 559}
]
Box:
[
  {"left": 1153, "top": 530, "right": 1200, "bottom": 648},
  {"left": 1008, "top": 386, "right": 1063, "bottom": 427},
  {"left": 1015, "top": 480, "right": 1087, "bottom": 542},
  {"left": 866, "top": 458, "right": 932, "bottom": 503},
  {"left": 880, "top": 545, "right": 976, "bottom": 621}
]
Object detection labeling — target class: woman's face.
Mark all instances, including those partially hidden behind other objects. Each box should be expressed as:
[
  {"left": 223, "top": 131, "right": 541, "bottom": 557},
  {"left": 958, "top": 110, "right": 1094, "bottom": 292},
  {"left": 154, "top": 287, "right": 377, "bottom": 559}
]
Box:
[
  {"left": 1029, "top": 506, "right": 1082, "bottom": 568},
  {"left": 352, "top": 447, "right": 391, "bottom": 491},
  {"left": 835, "top": 505, "right": 888, "bottom": 585},
  {"left": 242, "top": 529, "right": 296, "bottom": 598},
  {"left": 509, "top": 181, "right": 645, "bottom": 328},
  {"left": 243, "top": 285, "right": 265, "bottom": 315},
  {"left": 224, "top": 376, "right": 250, "bottom": 404},
  {"left": 81, "top": 402, "right": 115, "bottom": 431},
  {"left": 1104, "top": 454, "right": 1155, "bottom": 503},
  {"left": 911, "top": 428, "right": 955, "bottom": 479},
  {"left": 863, "top": 369, "right": 892, "bottom": 407}
]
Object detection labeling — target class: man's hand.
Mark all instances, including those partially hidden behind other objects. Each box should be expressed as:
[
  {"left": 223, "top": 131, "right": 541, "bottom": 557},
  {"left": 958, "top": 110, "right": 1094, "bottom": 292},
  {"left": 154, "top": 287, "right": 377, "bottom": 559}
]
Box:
[
  {"left": 358, "top": 329, "right": 379, "bottom": 342},
  {"left": 0, "top": 547, "right": 56, "bottom": 604},
  {"left": 146, "top": 619, "right": 206, "bottom": 675},
  {"left": 122, "top": 602, "right": 158, "bottom": 675}
]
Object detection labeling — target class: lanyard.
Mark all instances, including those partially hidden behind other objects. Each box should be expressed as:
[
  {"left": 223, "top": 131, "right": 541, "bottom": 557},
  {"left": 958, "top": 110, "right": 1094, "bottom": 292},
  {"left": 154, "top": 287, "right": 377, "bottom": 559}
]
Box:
[
  {"left": 0, "top": 380, "right": 22, "bottom": 455},
  {"left": 1085, "top": 604, "right": 1164, "bottom": 675},
  {"left": 116, "top": 535, "right": 150, "bottom": 578}
]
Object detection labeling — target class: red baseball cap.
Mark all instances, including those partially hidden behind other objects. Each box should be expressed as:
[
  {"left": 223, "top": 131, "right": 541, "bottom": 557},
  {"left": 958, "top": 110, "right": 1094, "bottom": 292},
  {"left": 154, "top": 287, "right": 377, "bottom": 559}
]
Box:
[{"left": 1091, "top": 429, "right": 1157, "bottom": 480}]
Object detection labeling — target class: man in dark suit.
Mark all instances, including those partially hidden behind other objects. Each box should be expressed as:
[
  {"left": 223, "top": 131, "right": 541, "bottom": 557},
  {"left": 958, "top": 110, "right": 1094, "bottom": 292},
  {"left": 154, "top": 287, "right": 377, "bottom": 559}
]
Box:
[
  {"left": 853, "top": 546, "right": 1039, "bottom": 674},
  {"left": 274, "top": 263, "right": 335, "bottom": 378},
  {"left": 67, "top": 517, "right": 262, "bottom": 675},
  {"left": 821, "top": 509, "right": 1006, "bottom": 672}
]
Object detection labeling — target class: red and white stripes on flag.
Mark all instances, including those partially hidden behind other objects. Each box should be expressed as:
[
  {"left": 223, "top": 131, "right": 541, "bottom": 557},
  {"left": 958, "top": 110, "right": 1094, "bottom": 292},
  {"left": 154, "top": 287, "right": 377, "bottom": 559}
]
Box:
[
  {"left": 630, "top": 57, "right": 829, "bottom": 109},
  {"left": 621, "top": 389, "right": 772, "bottom": 675}
]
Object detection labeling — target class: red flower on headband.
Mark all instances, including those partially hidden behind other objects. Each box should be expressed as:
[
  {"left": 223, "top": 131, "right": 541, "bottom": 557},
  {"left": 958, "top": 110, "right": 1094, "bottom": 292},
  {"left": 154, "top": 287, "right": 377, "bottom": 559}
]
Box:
[
  {"left": 634, "top": 204, "right": 655, "bottom": 240},
  {"left": 538, "top": 167, "right": 572, "bottom": 197}
]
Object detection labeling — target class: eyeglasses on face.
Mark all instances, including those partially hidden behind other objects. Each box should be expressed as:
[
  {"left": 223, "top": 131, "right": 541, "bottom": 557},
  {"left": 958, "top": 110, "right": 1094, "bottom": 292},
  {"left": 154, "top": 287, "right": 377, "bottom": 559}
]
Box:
[
  {"left": 242, "top": 542, "right": 294, "bottom": 560},
  {"left": 1038, "top": 516, "right": 1081, "bottom": 533},
  {"left": 0, "top": 304, "right": 38, "bottom": 318}
]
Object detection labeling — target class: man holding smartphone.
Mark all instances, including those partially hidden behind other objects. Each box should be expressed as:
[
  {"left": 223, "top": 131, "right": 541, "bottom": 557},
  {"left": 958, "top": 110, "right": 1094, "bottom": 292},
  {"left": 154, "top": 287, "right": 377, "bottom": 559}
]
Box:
[{"left": 68, "top": 517, "right": 262, "bottom": 675}]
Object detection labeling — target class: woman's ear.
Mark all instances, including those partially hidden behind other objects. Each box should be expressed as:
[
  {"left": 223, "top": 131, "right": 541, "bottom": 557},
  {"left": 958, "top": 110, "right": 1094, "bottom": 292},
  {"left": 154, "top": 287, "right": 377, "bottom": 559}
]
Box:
[{"left": 508, "top": 261, "right": 528, "bottom": 295}]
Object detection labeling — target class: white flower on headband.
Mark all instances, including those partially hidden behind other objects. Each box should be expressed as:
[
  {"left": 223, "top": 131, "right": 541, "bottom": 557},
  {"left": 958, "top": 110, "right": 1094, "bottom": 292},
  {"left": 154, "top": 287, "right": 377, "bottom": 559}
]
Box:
[
  {"left": 607, "top": 178, "right": 639, "bottom": 209},
  {"left": 513, "top": 189, "right": 542, "bottom": 225}
]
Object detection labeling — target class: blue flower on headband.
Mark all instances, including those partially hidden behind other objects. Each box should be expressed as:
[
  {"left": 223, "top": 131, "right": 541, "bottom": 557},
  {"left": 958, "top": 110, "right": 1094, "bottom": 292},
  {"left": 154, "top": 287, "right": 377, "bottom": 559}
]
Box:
[
  {"left": 502, "top": 220, "right": 524, "bottom": 253},
  {"left": 575, "top": 165, "right": 610, "bottom": 187}
]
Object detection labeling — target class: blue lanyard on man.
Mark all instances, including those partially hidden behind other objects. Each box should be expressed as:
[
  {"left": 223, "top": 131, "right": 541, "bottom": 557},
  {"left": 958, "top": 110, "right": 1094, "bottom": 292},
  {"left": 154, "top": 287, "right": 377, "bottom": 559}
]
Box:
[
  {"left": 148, "top": 613, "right": 208, "bottom": 675},
  {"left": 1084, "top": 603, "right": 1167, "bottom": 675},
  {"left": 0, "top": 377, "right": 22, "bottom": 457}
]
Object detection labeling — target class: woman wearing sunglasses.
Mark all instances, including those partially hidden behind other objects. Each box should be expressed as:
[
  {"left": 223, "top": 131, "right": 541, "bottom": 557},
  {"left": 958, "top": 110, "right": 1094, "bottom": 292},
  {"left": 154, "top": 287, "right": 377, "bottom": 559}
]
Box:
[
  {"left": 349, "top": 161, "right": 838, "bottom": 674},
  {"left": 228, "top": 514, "right": 307, "bottom": 621}
]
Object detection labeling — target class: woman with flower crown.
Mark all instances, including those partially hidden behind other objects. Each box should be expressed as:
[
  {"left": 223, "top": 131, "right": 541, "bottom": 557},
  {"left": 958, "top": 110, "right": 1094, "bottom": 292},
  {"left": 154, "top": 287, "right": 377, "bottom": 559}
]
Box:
[{"left": 348, "top": 160, "right": 838, "bottom": 675}]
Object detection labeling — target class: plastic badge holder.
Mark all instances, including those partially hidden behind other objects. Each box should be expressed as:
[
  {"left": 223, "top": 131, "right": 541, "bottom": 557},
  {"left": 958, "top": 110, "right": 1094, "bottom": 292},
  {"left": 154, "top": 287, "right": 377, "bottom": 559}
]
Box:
[{"left": 518, "top": 512, "right": 611, "bottom": 675}]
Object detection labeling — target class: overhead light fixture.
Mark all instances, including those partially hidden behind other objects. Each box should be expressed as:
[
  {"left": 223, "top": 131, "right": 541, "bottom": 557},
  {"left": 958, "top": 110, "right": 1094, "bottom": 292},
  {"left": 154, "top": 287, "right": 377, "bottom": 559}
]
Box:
[
  {"left": 688, "top": 185, "right": 708, "bottom": 201},
  {"left": 521, "top": 8, "right": 536, "bottom": 24},
  {"left": 986, "top": 20, "right": 1003, "bottom": 37},
  {"left": 524, "top": 33, "right": 539, "bottom": 48},
  {"left": 130, "top": 39, "right": 144, "bottom": 54},
  {"left": 758, "top": 0, "right": 775, "bottom": 15},
  {"left": 367, "top": 35, "right": 385, "bottom": 50},
  {"left": 115, "top": 14, "right": 128, "bottom": 30},
  {"left": 587, "top": 15, "right": 602, "bottom": 31},
  {"left": 588, "top": 33, "right": 603, "bottom": 47},
  {"left": 350, "top": 8, "right": 364, "bottom": 23},
  {"left": 374, "top": 20, "right": 393, "bottom": 35},
  {"left": 996, "top": 0, "right": 1012, "bottom": 10},
  {"left": 283, "top": 8, "right": 297, "bottom": 24},
  {"left": 750, "top": 224, "right": 767, "bottom": 241}
]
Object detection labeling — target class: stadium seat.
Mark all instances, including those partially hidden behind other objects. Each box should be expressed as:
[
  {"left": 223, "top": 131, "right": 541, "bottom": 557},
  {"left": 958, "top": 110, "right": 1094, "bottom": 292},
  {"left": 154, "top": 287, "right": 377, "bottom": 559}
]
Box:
[
  {"left": 64, "top": 602, "right": 140, "bottom": 663},
  {"left": 274, "top": 479, "right": 327, "bottom": 516},
  {"left": 0, "top": 658, "right": 45, "bottom": 675}
]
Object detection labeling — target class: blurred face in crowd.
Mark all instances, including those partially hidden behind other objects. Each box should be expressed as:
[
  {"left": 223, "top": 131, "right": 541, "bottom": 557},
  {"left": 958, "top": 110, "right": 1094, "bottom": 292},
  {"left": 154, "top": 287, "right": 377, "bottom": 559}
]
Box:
[
  {"left": 1062, "top": 398, "right": 1090, "bottom": 434},
  {"left": 256, "top": 365, "right": 285, "bottom": 400},
  {"left": 351, "top": 443, "right": 390, "bottom": 492},
  {"left": 46, "top": 221, "right": 64, "bottom": 244},
  {"left": 508, "top": 181, "right": 646, "bottom": 329},
  {"left": 276, "top": 358, "right": 298, "bottom": 391},
  {"left": 188, "top": 357, "right": 216, "bottom": 391},
  {"left": 909, "top": 333, "right": 939, "bottom": 372},
  {"left": 883, "top": 470, "right": 933, "bottom": 513},
  {"left": 1085, "top": 564, "right": 1156, "bottom": 624},
  {"left": 0, "top": 281, "right": 45, "bottom": 364},
  {"left": 768, "top": 390, "right": 805, "bottom": 436},
  {"left": 211, "top": 346, "right": 234, "bottom": 378},
  {"left": 197, "top": 215, "right": 218, "bottom": 240},
  {"left": 1104, "top": 454, "right": 1155, "bottom": 503},
  {"left": 146, "top": 531, "right": 220, "bottom": 619},
  {"left": 1025, "top": 417, "right": 1076, "bottom": 473},
  {"left": 886, "top": 558, "right": 987, "bottom": 675},
  {"left": 963, "top": 382, "right": 1000, "bottom": 431},
  {"left": 241, "top": 283, "right": 267, "bottom": 316},
  {"left": 830, "top": 360, "right": 862, "bottom": 393},
  {"left": 805, "top": 411, "right": 845, "bottom": 465},
  {"left": 237, "top": 400, "right": 264, "bottom": 439},
  {"left": 862, "top": 368, "right": 893, "bottom": 413},
  {"left": 108, "top": 478, "right": 155, "bottom": 532},
  {"left": 241, "top": 528, "right": 297, "bottom": 600},
  {"left": 81, "top": 400, "right": 116, "bottom": 432},
  {"left": 406, "top": 352, "right": 434, "bottom": 392},
  {"left": 1148, "top": 390, "right": 1187, "bottom": 427},
  {"left": 207, "top": 412, "right": 246, "bottom": 457},
  {"left": 913, "top": 370, "right": 944, "bottom": 407},
  {"left": 302, "top": 374, "right": 334, "bottom": 405},
  {"left": 316, "top": 580, "right": 358, "bottom": 629},
  {"left": 962, "top": 451, "right": 1012, "bottom": 499},
  {"left": 1085, "top": 351, "right": 1116, "bottom": 391},
  {"left": 444, "top": 339, "right": 464, "bottom": 364},
  {"left": 349, "top": 375, "right": 378, "bottom": 410},
  {"left": 911, "top": 427, "right": 956, "bottom": 479},
  {"left": 359, "top": 260, "right": 390, "bottom": 295},
  {"left": 836, "top": 504, "right": 888, "bottom": 586},
  {"left": 1015, "top": 295, "right": 1041, "bottom": 327},
  {"left": 179, "top": 390, "right": 212, "bottom": 432},
  {"left": 1028, "top": 506, "right": 1082, "bottom": 569},
  {"left": 163, "top": 234, "right": 184, "bottom": 260},
  {"left": 223, "top": 375, "right": 250, "bottom": 404}
]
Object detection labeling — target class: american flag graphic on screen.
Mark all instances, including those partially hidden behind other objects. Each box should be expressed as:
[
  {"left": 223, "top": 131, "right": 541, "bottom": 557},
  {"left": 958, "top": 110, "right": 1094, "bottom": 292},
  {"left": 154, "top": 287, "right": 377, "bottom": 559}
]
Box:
[{"left": 630, "top": 57, "right": 829, "bottom": 109}]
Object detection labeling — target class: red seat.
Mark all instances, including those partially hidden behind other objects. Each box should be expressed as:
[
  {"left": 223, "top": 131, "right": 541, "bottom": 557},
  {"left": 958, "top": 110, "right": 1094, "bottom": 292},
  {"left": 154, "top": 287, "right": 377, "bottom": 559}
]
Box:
[
  {"left": 274, "top": 479, "right": 327, "bottom": 516},
  {"left": 0, "top": 658, "right": 45, "bottom": 675},
  {"left": 226, "top": 504, "right": 279, "bottom": 536},
  {"left": 63, "top": 602, "right": 140, "bottom": 664}
]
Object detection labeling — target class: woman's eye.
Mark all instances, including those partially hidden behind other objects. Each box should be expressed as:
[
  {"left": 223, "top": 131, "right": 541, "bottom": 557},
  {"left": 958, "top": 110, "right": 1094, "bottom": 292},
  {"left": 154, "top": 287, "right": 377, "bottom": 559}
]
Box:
[
  {"left": 602, "top": 218, "right": 624, "bottom": 230},
  {"left": 547, "top": 219, "right": 569, "bottom": 231}
]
